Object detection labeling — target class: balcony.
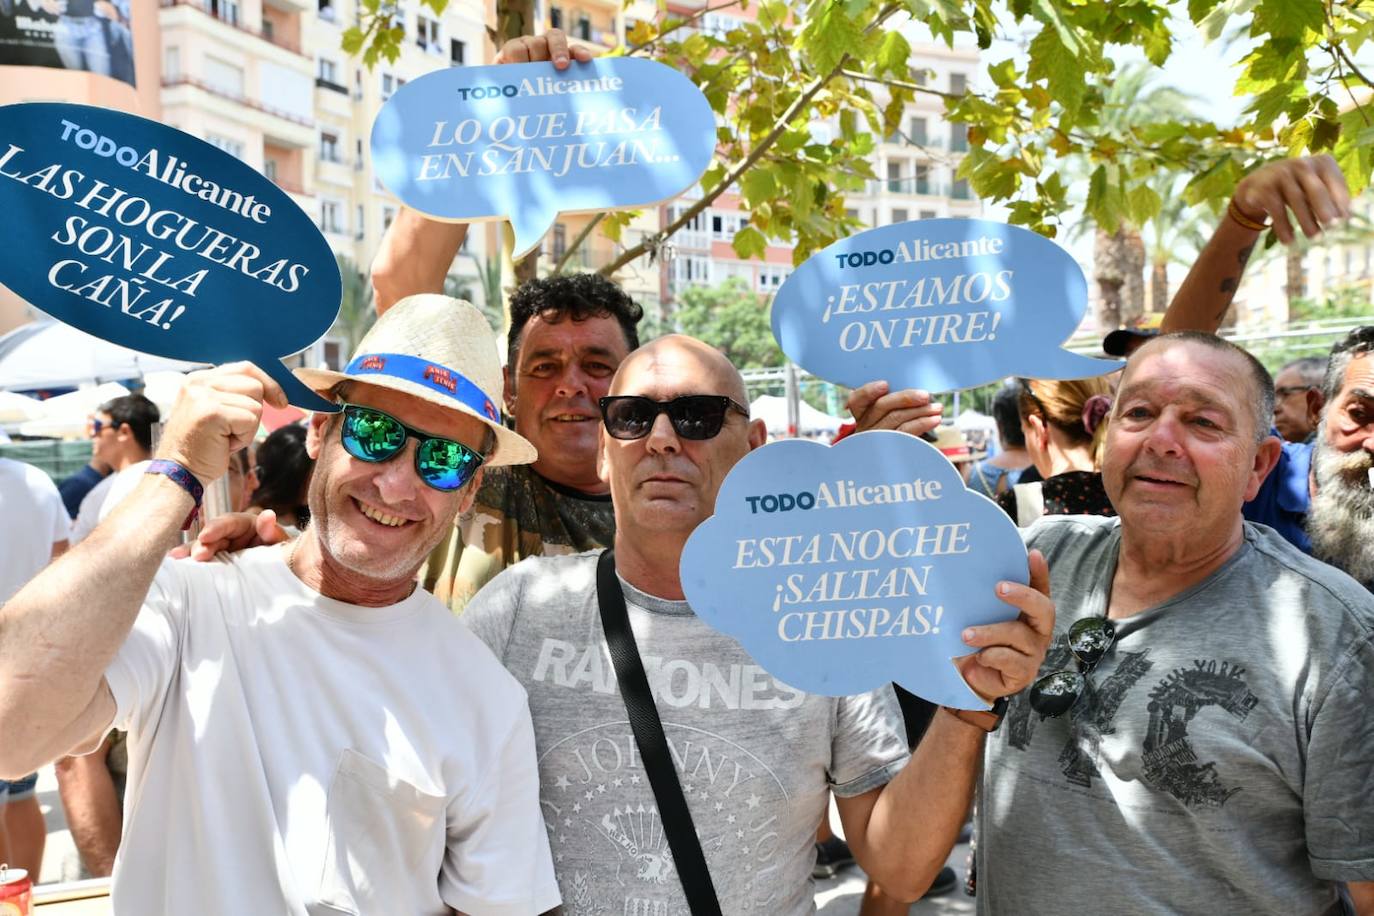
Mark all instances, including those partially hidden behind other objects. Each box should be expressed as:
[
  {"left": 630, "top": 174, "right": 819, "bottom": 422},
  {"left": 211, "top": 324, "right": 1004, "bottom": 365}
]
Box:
[
  {"left": 159, "top": 0, "right": 304, "bottom": 56},
  {"left": 163, "top": 76, "right": 312, "bottom": 128}
]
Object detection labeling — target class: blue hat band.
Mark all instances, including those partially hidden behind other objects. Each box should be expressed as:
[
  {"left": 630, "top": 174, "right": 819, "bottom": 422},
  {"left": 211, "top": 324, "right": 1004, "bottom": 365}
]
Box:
[{"left": 344, "top": 352, "right": 500, "bottom": 423}]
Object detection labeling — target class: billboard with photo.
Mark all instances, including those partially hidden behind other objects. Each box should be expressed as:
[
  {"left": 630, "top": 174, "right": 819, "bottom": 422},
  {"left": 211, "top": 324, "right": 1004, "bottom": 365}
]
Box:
[{"left": 0, "top": 0, "right": 135, "bottom": 87}]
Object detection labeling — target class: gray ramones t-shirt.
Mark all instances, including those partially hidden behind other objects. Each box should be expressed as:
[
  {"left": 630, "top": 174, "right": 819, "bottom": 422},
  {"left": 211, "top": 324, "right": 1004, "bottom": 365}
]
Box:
[
  {"left": 978, "top": 516, "right": 1374, "bottom": 916},
  {"left": 464, "top": 551, "right": 909, "bottom": 916}
]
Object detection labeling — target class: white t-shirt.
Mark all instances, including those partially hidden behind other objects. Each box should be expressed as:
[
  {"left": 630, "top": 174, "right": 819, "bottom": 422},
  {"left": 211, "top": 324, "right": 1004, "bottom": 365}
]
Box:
[
  {"left": 71, "top": 461, "right": 150, "bottom": 544},
  {"left": 0, "top": 458, "right": 68, "bottom": 602},
  {"left": 102, "top": 545, "right": 560, "bottom": 916}
]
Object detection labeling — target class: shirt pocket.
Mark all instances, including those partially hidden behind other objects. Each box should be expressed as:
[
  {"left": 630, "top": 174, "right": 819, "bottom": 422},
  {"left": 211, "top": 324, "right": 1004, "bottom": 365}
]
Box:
[{"left": 315, "top": 748, "right": 448, "bottom": 915}]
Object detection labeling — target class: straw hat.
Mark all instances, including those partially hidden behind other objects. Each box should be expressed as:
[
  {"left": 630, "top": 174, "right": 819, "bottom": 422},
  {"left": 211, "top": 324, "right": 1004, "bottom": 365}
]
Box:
[
  {"left": 929, "top": 424, "right": 983, "bottom": 464},
  {"left": 295, "top": 294, "right": 536, "bottom": 467}
]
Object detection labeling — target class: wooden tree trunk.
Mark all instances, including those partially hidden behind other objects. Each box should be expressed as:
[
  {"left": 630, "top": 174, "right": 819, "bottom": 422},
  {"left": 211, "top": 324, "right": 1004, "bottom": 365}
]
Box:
[
  {"left": 1093, "top": 226, "right": 1147, "bottom": 329},
  {"left": 1149, "top": 259, "right": 1169, "bottom": 314},
  {"left": 1285, "top": 246, "right": 1306, "bottom": 307}
]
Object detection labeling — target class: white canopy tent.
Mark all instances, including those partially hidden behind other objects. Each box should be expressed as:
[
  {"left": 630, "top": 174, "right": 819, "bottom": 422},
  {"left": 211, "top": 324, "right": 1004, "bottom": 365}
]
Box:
[
  {"left": 749, "top": 394, "right": 844, "bottom": 438},
  {"left": 0, "top": 320, "right": 205, "bottom": 391}
]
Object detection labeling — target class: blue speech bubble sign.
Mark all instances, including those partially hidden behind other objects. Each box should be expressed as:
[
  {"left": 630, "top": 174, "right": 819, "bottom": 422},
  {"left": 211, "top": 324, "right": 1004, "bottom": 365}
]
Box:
[
  {"left": 680, "top": 431, "right": 1029, "bottom": 709},
  {"left": 0, "top": 103, "right": 341, "bottom": 411},
  {"left": 771, "top": 218, "right": 1122, "bottom": 392},
  {"left": 371, "top": 58, "right": 715, "bottom": 259}
]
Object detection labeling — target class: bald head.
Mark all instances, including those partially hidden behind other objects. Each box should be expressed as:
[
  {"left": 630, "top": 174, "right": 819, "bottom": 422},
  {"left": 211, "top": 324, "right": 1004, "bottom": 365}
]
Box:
[{"left": 610, "top": 334, "right": 749, "bottom": 405}]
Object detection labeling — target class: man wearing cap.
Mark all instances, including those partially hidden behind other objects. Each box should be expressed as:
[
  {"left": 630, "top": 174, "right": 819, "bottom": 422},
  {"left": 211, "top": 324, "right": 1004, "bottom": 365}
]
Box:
[
  {"left": 0, "top": 295, "right": 559, "bottom": 915},
  {"left": 463, "top": 333, "right": 1055, "bottom": 913},
  {"left": 1101, "top": 313, "right": 1165, "bottom": 359}
]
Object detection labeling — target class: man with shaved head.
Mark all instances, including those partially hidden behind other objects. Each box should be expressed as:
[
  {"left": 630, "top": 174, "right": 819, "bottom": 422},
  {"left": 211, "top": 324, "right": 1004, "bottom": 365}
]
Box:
[
  {"left": 463, "top": 334, "right": 1054, "bottom": 913},
  {"left": 978, "top": 331, "right": 1374, "bottom": 915}
]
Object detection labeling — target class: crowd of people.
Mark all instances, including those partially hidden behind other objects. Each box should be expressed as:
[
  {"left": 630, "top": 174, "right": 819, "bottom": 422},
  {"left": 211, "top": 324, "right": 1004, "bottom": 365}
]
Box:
[{"left": 0, "top": 28, "right": 1372, "bottom": 916}]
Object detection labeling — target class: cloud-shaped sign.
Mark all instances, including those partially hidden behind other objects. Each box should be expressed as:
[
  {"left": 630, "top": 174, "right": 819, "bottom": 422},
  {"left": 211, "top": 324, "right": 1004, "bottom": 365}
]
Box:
[
  {"left": 680, "top": 431, "right": 1028, "bottom": 709},
  {"left": 771, "top": 218, "right": 1121, "bottom": 392},
  {"left": 0, "top": 103, "right": 341, "bottom": 411},
  {"left": 370, "top": 58, "right": 715, "bottom": 259}
]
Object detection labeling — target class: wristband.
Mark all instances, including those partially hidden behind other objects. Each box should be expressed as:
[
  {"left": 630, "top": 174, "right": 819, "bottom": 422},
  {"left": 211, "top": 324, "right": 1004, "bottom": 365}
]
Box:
[
  {"left": 146, "top": 459, "right": 204, "bottom": 530},
  {"left": 943, "top": 696, "right": 1009, "bottom": 733},
  {"left": 1227, "top": 198, "right": 1270, "bottom": 232}
]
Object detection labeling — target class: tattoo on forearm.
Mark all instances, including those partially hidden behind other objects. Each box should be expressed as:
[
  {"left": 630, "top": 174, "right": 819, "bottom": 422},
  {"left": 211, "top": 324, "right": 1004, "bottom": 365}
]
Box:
[{"left": 1215, "top": 244, "right": 1256, "bottom": 304}]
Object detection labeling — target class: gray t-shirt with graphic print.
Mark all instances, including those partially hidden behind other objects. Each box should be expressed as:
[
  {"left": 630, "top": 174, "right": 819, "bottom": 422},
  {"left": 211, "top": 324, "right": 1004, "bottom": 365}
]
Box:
[
  {"left": 979, "top": 516, "right": 1374, "bottom": 916},
  {"left": 464, "top": 550, "right": 910, "bottom": 916}
]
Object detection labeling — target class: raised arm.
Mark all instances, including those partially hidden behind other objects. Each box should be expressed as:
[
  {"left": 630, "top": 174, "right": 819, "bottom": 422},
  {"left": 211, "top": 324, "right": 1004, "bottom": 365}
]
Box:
[
  {"left": 835, "top": 550, "right": 1055, "bottom": 900},
  {"left": 1163, "top": 155, "right": 1351, "bottom": 335},
  {"left": 0, "top": 363, "right": 280, "bottom": 776},
  {"left": 369, "top": 29, "right": 594, "bottom": 315}
]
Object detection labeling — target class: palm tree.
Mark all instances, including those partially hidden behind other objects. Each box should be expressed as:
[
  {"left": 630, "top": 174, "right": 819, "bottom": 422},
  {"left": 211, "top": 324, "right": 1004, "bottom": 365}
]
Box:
[
  {"left": 1144, "top": 174, "right": 1208, "bottom": 314},
  {"left": 334, "top": 255, "right": 375, "bottom": 352},
  {"left": 1077, "top": 63, "right": 1202, "bottom": 329}
]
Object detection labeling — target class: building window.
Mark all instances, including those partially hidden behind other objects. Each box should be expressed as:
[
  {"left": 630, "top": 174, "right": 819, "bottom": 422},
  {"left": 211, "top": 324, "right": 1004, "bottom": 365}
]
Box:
[
  {"left": 552, "top": 223, "right": 566, "bottom": 260},
  {"left": 919, "top": 209, "right": 937, "bottom": 220},
  {"left": 321, "top": 199, "right": 343, "bottom": 234},
  {"left": 950, "top": 123, "right": 968, "bottom": 153},
  {"left": 319, "top": 131, "right": 341, "bottom": 163},
  {"left": 380, "top": 72, "right": 405, "bottom": 101},
  {"left": 205, "top": 133, "right": 244, "bottom": 159},
  {"left": 318, "top": 0, "right": 335, "bottom": 20},
  {"left": 317, "top": 57, "right": 343, "bottom": 90},
  {"left": 262, "top": 18, "right": 274, "bottom": 40},
  {"left": 383, "top": 206, "right": 396, "bottom": 231},
  {"left": 909, "top": 117, "right": 927, "bottom": 146},
  {"left": 887, "top": 161, "right": 902, "bottom": 194},
  {"left": 892, "top": 208, "right": 908, "bottom": 223},
  {"left": 355, "top": 138, "right": 363, "bottom": 170},
  {"left": 204, "top": 56, "right": 244, "bottom": 97},
  {"left": 756, "top": 264, "right": 790, "bottom": 293},
  {"left": 672, "top": 255, "right": 712, "bottom": 288},
  {"left": 263, "top": 158, "right": 278, "bottom": 181},
  {"left": 575, "top": 13, "right": 591, "bottom": 40},
  {"left": 416, "top": 15, "right": 440, "bottom": 53},
  {"left": 549, "top": 5, "right": 562, "bottom": 29},
  {"left": 209, "top": 0, "right": 239, "bottom": 26},
  {"left": 952, "top": 178, "right": 971, "bottom": 200},
  {"left": 950, "top": 72, "right": 967, "bottom": 95},
  {"left": 915, "top": 164, "right": 929, "bottom": 195},
  {"left": 356, "top": 204, "right": 365, "bottom": 240},
  {"left": 450, "top": 38, "right": 465, "bottom": 66},
  {"left": 164, "top": 45, "right": 179, "bottom": 81}
]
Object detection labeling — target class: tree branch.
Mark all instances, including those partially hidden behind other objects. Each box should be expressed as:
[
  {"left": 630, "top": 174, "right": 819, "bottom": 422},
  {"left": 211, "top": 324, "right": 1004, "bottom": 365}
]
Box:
[
  {"left": 552, "top": 213, "right": 605, "bottom": 275},
  {"left": 598, "top": 2, "right": 904, "bottom": 277}
]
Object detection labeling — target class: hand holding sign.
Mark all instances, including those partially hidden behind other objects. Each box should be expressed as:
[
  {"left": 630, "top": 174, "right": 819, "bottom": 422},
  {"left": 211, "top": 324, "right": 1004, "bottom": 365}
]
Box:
[
  {"left": 0, "top": 103, "right": 341, "bottom": 411},
  {"left": 370, "top": 57, "right": 716, "bottom": 258},
  {"left": 680, "top": 430, "right": 1038, "bottom": 709},
  {"left": 772, "top": 218, "right": 1120, "bottom": 392}
]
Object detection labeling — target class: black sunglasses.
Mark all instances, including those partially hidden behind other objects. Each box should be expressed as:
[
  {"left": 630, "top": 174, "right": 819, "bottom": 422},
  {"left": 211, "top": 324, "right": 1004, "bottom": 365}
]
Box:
[
  {"left": 599, "top": 395, "right": 750, "bottom": 441},
  {"left": 338, "top": 404, "right": 484, "bottom": 492},
  {"left": 1028, "top": 616, "right": 1117, "bottom": 717}
]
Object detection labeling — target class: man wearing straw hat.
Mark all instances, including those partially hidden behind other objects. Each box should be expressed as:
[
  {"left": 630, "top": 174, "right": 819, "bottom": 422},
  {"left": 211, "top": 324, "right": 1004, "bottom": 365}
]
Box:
[{"left": 0, "top": 295, "right": 559, "bottom": 915}]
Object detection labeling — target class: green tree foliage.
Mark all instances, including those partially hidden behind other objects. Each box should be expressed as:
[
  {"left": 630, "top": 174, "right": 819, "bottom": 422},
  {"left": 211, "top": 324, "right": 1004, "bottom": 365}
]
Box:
[
  {"left": 335, "top": 255, "right": 376, "bottom": 352},
  {"left": 673, "top": 278, "right": 784, "bottom": 369},
  {"left": 349, "top": 1, "right": 1374, "bottom": 271}
]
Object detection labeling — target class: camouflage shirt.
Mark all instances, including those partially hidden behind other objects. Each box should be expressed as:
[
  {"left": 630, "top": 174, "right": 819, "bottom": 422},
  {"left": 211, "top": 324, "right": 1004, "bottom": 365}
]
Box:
[{"left": 422, "top": 463, "right": 615, "bottom": 613}]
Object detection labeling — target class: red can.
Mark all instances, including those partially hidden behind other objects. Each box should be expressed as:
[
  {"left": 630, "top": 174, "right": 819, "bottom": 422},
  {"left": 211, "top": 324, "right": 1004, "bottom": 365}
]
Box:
[{"left": 0, "top": 866, "right": 31, "bottom": 916}]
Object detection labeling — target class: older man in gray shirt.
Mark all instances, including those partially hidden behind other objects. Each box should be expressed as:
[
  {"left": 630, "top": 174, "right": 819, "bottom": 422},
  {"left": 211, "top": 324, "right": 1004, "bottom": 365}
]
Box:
[
  {"left": 980, "top": 331, "right": 1374, "bottom": 915},
  {"left": 466, "top": 334, "right": 1055, "bottom": 915}
]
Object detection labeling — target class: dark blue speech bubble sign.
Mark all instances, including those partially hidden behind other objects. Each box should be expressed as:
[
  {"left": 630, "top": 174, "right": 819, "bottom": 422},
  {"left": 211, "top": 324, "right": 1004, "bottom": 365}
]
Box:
[
  {"left": 771, "top": 218, "right": 1121, "bottom": 392},
  {"left": 371, "top": 58, "right": 716, "bottom": 259},
  {"left": 680, "top": 431, "right": 1029, "bottom": 709},
  {"left": 0, "top": 103, "right": 341, "bottom": 411}
]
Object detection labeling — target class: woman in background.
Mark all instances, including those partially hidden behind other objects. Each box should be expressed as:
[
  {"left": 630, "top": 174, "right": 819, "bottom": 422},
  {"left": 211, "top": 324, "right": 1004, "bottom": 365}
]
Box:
[{"left": 997, "top": 377, "right": 1115, "bottom": 526}]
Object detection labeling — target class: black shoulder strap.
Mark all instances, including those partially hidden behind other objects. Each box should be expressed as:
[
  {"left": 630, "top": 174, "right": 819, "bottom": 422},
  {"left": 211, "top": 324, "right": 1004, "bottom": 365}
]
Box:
[{"left": 596, "top": 549, "right": 723, "bottom": 916}]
